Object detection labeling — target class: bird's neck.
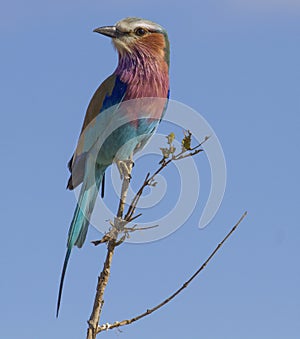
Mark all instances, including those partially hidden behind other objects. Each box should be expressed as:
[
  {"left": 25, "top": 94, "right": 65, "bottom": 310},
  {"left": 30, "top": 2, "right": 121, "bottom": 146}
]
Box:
[{"left": 115, "top": 49, "right": 169, "bottom": 100}]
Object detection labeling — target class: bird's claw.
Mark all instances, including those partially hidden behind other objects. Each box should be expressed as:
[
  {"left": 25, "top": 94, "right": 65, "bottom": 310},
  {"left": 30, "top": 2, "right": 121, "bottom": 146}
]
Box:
[{"left": 116, "top": 159, "right": 134, "bottom": 180}]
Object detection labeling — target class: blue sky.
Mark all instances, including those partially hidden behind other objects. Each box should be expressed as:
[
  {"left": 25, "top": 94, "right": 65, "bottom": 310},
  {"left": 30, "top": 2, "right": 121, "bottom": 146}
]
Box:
[{"left": 1, "top": 1, "right": 299, "bottom": 338}]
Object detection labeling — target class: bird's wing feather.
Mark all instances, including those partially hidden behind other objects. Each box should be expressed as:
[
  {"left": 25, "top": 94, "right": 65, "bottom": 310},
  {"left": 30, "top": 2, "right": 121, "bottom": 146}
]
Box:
[{"left": 67, "top": 74, "right": 127, "bottom": 189}]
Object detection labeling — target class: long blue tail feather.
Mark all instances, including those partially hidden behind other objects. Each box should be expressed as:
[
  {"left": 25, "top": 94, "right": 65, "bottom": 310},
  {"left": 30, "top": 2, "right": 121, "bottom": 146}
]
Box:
[
  {"left": 57, "top": 167, "right": 104, "bottom": 317},
  {"left": 56, "top": 247, "right": 71, "bottom": 317}
]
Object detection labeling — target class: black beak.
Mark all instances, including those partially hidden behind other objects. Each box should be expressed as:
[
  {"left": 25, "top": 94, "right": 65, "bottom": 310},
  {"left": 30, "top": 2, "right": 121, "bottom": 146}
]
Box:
[{"left": 93, "top": 26, "right": 118, "bottom": 38}]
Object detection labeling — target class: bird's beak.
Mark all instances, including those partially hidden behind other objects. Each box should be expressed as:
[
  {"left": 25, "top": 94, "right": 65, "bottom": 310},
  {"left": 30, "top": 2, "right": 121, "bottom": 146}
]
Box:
[{"left": 93, "top": 26, "right": 118, "bottom": 38}]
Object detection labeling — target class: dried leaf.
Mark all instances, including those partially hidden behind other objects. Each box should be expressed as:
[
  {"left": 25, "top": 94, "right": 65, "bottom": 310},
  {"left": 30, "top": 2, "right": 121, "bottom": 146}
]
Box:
[{"left": 182, "top": 130, "right": 192, "bottom": 151}]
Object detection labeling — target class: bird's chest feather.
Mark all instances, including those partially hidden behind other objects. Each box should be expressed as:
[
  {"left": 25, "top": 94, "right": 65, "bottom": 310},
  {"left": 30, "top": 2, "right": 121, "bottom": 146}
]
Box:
[{"left": 118, "top": 61, "right": 169, "bottom": 125}]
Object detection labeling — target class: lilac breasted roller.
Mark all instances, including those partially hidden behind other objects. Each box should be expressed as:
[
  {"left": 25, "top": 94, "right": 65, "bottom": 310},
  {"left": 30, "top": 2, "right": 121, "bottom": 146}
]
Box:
[{"left": 57, "top": 17, "right": 170, "bottom": 316}]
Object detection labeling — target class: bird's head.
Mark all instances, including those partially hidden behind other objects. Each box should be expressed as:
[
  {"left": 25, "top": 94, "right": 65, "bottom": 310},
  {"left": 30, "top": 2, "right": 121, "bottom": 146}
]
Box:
[{"left": 93, "top": 17, "right": 169, "bottom": 65}]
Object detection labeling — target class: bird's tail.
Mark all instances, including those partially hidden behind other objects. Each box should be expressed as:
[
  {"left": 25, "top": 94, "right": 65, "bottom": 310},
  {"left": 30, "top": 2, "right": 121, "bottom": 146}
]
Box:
[
  {"left": 56, "top": 247, "right": 71, "bottom": 317},
  {"left": 57, "top": 167, "right": 105, "bottom": 317}
]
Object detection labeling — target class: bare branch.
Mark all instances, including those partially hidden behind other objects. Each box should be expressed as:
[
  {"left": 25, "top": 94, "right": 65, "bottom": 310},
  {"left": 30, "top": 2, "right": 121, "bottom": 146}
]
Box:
[
  {"left": 117, "top": 161, "right": 133, "bottom": 218},
  {"left": 96, "top": 211, "right": 248, "bottom": 334},
  {"left": 124, "top": 135, "right": 210, "bottom": 222},
  {"left": 87, "top": 132, "right": 233, "bottom": 338},
  {"left": 86, "top": 162, "right": 133, "bottom": 339},
  {"left": 124, "top": 224, "right": 159, "bottom": 233},
  {"left": 87, "top": 240, "right": 116, "bottom": 339}
]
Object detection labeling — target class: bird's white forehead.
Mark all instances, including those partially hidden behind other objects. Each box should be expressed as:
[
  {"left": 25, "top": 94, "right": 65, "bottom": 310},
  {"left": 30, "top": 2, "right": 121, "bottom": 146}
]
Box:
[{"left": 116, "top": 17, "right": 164, "bottom": 33}]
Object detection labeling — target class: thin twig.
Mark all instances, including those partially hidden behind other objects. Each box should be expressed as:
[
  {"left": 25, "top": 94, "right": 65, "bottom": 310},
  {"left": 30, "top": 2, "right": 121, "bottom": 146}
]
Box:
[
  {"left": 124, "top": 224, "right": 159, "bottom": 233},
  {"left": 96, "top": 211, "right": 247, "bottom": 334},
  {"left": 124, "top": 172, "right": 150, "bottom": 221},
  {"left": 124, "top": 135, "right": 209, "bottom": 223}
]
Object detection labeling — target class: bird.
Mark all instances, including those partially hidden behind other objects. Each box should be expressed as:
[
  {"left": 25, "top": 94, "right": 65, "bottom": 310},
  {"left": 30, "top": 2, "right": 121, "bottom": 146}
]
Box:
[{"left": 57, "top": 17, "right": 170, "bottom": 316}]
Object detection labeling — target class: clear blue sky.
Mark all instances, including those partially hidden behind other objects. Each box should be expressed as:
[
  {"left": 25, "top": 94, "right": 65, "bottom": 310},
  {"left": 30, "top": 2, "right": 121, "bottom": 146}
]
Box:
[{"left": 1, "top": 1, "right": 299, "bottom": 338}]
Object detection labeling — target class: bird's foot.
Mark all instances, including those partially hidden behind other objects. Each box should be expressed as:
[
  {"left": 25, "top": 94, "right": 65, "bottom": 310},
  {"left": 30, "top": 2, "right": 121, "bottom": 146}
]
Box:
[{"left": 116, "top": 159, "right": 134, "bottom": 180}]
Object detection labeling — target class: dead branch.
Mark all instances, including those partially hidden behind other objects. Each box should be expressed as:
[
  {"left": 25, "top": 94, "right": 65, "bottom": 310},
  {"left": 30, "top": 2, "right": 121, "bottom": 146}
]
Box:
[
  {"left": 124, "top": 135, "right": 210, "bottom": 223},
  {"left": 85, "top": 132, "right": 240, "bottom": 338},
  {"left": 86, "top": 162, "right": 133, "bottom": 339},
  {"left": 87, "top": 240, "right": 116, "bottom": 339},
  {"left": 96, "top": 211, "right": 247, "bottom": 334}
]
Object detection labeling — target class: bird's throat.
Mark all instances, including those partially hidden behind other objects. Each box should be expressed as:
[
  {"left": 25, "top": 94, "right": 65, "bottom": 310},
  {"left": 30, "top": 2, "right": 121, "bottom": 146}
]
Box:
[{"left": 115, "top": 50, "right": 169, "bottom": 100}]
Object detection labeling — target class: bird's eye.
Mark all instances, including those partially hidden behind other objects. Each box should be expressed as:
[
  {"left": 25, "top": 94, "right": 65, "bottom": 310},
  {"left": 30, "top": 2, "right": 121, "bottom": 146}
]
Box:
[{"left": 135, "top": 28, "right": 147, "bottom": 36}]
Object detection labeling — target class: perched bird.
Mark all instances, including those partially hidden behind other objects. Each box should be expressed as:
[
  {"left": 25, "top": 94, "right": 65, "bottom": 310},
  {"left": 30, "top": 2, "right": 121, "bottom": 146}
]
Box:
[{"left": 57, "top": 17, "right": 170, "bottom": 316}]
